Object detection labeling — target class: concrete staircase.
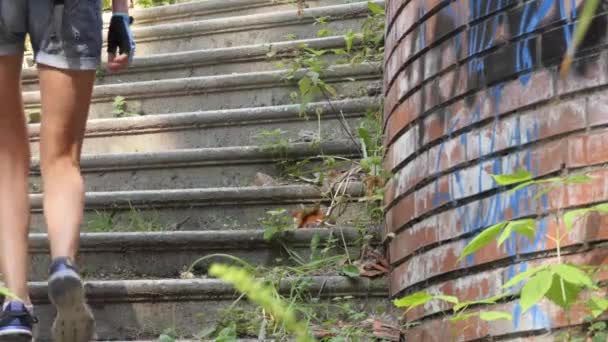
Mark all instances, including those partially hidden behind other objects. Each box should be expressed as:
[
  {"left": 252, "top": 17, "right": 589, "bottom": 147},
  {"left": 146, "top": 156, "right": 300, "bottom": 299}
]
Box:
[{"left": 25, "top": 0, "right": 387, "bottom": 340}]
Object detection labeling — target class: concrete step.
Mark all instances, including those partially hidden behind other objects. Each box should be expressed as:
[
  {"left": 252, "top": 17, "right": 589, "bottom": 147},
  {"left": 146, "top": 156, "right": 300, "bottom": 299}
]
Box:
[
  {"left": 30, "top": 276, "right": 388, "bottom": 340},
  {"left": 28, "top": 183, "right": 366, "bottom": 232},
  {"left": 29, "top": 141, "right": 360, "bottom": 191},
  {"left": 24, "top": 0, "right": 380, "bottom": 69},
  {"left": 119, "top": 0, "right": 355, "bottom": 26},
  {"left": 28, "top": 228, "right": 362, "bottom": 280},
  {"left": 23, "top": 63, "right": 381, "bottom": 119},
  {"left": 129, "top": 1, "right": 382, "bottom": 55},
  {"left": 28, "top": 97, "right": 378, "bottom": 156},
  {"left": 22, "top": 36, "right": 354, "bottom": 90}
]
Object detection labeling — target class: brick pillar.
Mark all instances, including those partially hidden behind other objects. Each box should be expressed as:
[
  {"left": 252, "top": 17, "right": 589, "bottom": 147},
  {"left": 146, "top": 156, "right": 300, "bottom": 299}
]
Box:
[{"left": 383, "top": 1, "right": 608, "bottom": 340}]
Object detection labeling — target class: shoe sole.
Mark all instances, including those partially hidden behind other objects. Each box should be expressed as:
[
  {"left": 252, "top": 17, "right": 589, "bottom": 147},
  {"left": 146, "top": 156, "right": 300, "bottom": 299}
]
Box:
[
  {"left": 0, "top": 328, "right": 32, "bottom": 342},
  {"left": 48, "top": 269, "right": 95, "bottom": 342}
]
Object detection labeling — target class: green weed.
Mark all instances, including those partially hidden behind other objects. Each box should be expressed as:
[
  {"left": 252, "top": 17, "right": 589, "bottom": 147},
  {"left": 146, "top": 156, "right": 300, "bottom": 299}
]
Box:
[
  {"left": 394, "top": 170, "right": 608, "bottom": 338},
  {"left": 210, "top": 264, "right": 315, "bottom": 342},
  {"left": 112, "top": 96, "right": 140, "bottom": 118},
  {"left": 26, "top": 110, "right": 41, "bottom": 124},
  {"left": 86, "top": 205, "right": 164, "bottom": 232},
  {"left": 260, "top": 209, "right": 294, "bottom": 241},
  {"left": 95, "top": 67, "right": 106, "bottom": 81},
  {"left": 165, "top": 3, "right": 391, "bottom": 340},
  {"left": 254, "top": 128, "right": 290, "bottom": 154}
]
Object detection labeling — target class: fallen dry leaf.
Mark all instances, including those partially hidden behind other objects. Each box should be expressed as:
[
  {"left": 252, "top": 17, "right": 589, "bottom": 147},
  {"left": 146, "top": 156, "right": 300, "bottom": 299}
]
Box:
[
  {"left": 293, "top": 205, "right": 325, "bottom": 228},
  {"left": 372, "top": 319, "right": 401, "bottom": 341},
  {"left": 357, "top": 248, "right": 390, "bottom": 278},
  {"left": 312, "top": 329, "right": 335, "bottom": 338},
  {"left": 364, "top": 249, "right": 389, "bottom": 268},
  {"left": 363, "top": 175, "right": 386, "bottom": 196}
]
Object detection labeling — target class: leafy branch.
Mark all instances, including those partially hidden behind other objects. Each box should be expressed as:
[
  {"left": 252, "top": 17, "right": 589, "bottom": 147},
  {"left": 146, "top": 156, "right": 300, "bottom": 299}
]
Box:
[{"left": 394, "top": 168, "right": 608, "bottom": 336}]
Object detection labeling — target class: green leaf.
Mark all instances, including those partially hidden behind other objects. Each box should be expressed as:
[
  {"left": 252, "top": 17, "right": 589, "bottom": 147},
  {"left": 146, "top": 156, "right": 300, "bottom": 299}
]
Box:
[
  {"left": 587, "top": 297, "right": 608, "bottom": 318},
  {"left": 503, "top": 265, "right": 547, "bottom": 289},
  {"left": 479, "top": 311, "right": 513, "bottom": 321},
  {"left": 323, "top": 83, "right": 338, "bottom": 97},
  {"left": 551, "top": 264, "right": 596, "bottom": 288},
  {"left": 497, "top": 224, "right": 513, "bottom": 246},
  {"left": 434, "top": 295, "right": 459, "bottom": 304},
  {"left": 592, "top": 333, "right": 608, "bottom": 342},
  {"left": 298, "top": 76, "right": 312, "bottom": 95},
  {"left": 509, "top": 177, "right": 562, "bottom": 194},
  {"left": 565, "top": 174, "right": 593, "bottom": 184},
  {"left": 452, "top": 293, "right": 509, "bottom": 313},
  {"left": 571, "top": 0, "right": 601, "bottom": 56},
  {"left": 214, "top": 322, "right": 237, "bottom": 342},
  {"left": 593, "top": 202, "right": 608, "bottom": 213},
  {"left": 306, "top": 71, "right": 320, "bottom": 85},
  {"left": 358, "top": 126, "right": 373, "bottom": 151},
  {"left": 159, "top": 335, "right": 175, "bottom": 342},
  {"left": 209, "top": 264, "right": 314, "bottom": 342},
  {"left": 316, "top": 28, "right": 334, "bottom": 37},
  {"left": 458, "top": 222, "right": 507, "bottom": 261},
  {"left": 533, "top": 184, "right": 560, "bottom": 200},
  {"left": 303, "top": 47, "right": 327, "bottom": 57},
  {"left": 340, "top": 264, "right": 360, "bottom": 278},
  {"left": 590, "top": 321, "right": 608, "bottom": 331},
  {"left": 495, "top": 219, "right": 535, "bottom": 246},
  {"left": 361, "top": 156, "right": 381, "bottom": 173},
  {"left": 564, "top": 208, "right": 591, "bottom": 232},
  {"left": 510, "top": 180, "right": 535, "bottom": 193},
  {"left": 393, "top": 292, "right": 433, "bottom": 312},
  {"left": 27, "top": 111, "right": 41, "bottom": 124},
  {"left": 492, "top": 169, "right": 533, "bottom": 186},
  {"left": 113, "top": 95, "right": 125, "bottom": 104},
  {"left": 545, "top": 274, "right": 582, "bottom": 309},
  {"left": 367, "top": 1, "right": 385, "bottom": 15},
  {"left": 450, "top": 312, "right": 478, "bottom": 322},
  {"left": 263, "top": 226, "right": 278, "bottom": 241},
  {"left": 520, "top": 269, "right": 553, "bottom": 313},
  {"left": 510, "top": 219, "right": 537, "bottom": 240},
  {"left": 197, "top": 327, "right": 216, "bottom": 339},
  {"left": 561, "top": 0, "right": 601, "bottom": 76},
  {"left": 345, "top": 30, "right": 356, "bottom": 52}
]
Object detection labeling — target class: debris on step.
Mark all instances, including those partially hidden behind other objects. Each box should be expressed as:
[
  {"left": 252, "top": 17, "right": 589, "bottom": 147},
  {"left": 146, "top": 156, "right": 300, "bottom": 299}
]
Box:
[
  {"left": 356, "top": 246, "right": 389, "bottom": 278},
  {"left": 297, "top": 130, "right": 318, "bottom": 142},
  {"left": 180, "top": 271, "right": 195, "bottom": 280},
  {"left": 167, "top": 216, "right": 191, "bottom": 231},
  {"left": 292, "top": 204, "right": 325, "bottom": 228},
  {"left": 253, "top": 172, "right": 280, "bottom": 187},
  {"left": 367, "top": 318, "right": 402, "bottom": 341}
]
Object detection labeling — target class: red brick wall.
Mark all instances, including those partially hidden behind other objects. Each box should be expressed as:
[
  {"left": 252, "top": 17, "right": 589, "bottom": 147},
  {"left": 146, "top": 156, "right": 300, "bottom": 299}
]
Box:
[{"left": 383, "top": 0, "right": 608, "bottom": 340}]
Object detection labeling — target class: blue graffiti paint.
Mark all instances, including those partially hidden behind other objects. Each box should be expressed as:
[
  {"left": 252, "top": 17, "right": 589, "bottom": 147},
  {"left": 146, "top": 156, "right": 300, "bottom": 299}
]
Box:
[
  {"left": 421, "top": 0, "right": 586, "bottom": 331},
  {"left": 419, "top": 4, "right": 427, "bottom": 50}
]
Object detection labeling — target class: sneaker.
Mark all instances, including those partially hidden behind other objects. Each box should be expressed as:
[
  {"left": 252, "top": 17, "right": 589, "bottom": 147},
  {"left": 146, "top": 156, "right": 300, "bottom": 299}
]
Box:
[
  {"left": 48, "top": 257, "right": 95, "bottom": 342},
  {"left": 0, "top": 301, "right": 37, "bottom": 342}
]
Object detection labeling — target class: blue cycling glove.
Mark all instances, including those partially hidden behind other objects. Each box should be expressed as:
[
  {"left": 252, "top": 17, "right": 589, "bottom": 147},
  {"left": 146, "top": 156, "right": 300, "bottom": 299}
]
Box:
[{"left": 107, "top": 13, "right": 136, "bottom": 65}]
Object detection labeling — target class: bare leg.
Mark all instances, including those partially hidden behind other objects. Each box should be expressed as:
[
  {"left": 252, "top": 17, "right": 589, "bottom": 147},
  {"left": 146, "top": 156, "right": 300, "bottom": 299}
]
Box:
[
  {"left": 38, "top": 65, "right": 95, "bottom": 261},
  {"left": 0, "top": 54, "right": 30, "bottom": 303}
]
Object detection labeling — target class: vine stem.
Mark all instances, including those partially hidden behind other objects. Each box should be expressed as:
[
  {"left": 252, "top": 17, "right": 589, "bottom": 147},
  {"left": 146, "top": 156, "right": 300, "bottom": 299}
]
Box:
[
  {"left": 554, "top": 212, "right": 566, "bottom": 303},
  {"left": 320, "top": 88, "right": 363, "bottom": 152}
]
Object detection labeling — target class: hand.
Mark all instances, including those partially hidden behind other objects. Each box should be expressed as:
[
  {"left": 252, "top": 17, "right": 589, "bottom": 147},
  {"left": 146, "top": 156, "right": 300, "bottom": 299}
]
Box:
[{"left": 107, "top": 13, "right": 135, "bottom": 72}]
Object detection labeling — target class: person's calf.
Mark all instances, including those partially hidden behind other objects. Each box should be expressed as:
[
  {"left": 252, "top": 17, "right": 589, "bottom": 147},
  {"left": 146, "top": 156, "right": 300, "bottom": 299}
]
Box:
[
  {"left": 0, "top": 125, "right": 32, "bottom": 305},
  {"left": 41, "top": 155, "right": 84, "bottom": 261}
]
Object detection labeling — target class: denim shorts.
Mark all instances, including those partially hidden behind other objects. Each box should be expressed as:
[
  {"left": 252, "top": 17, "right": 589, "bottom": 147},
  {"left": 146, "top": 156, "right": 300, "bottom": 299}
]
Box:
[{"left": 0, "top": 0, "right": 102, "bottom": 70}]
